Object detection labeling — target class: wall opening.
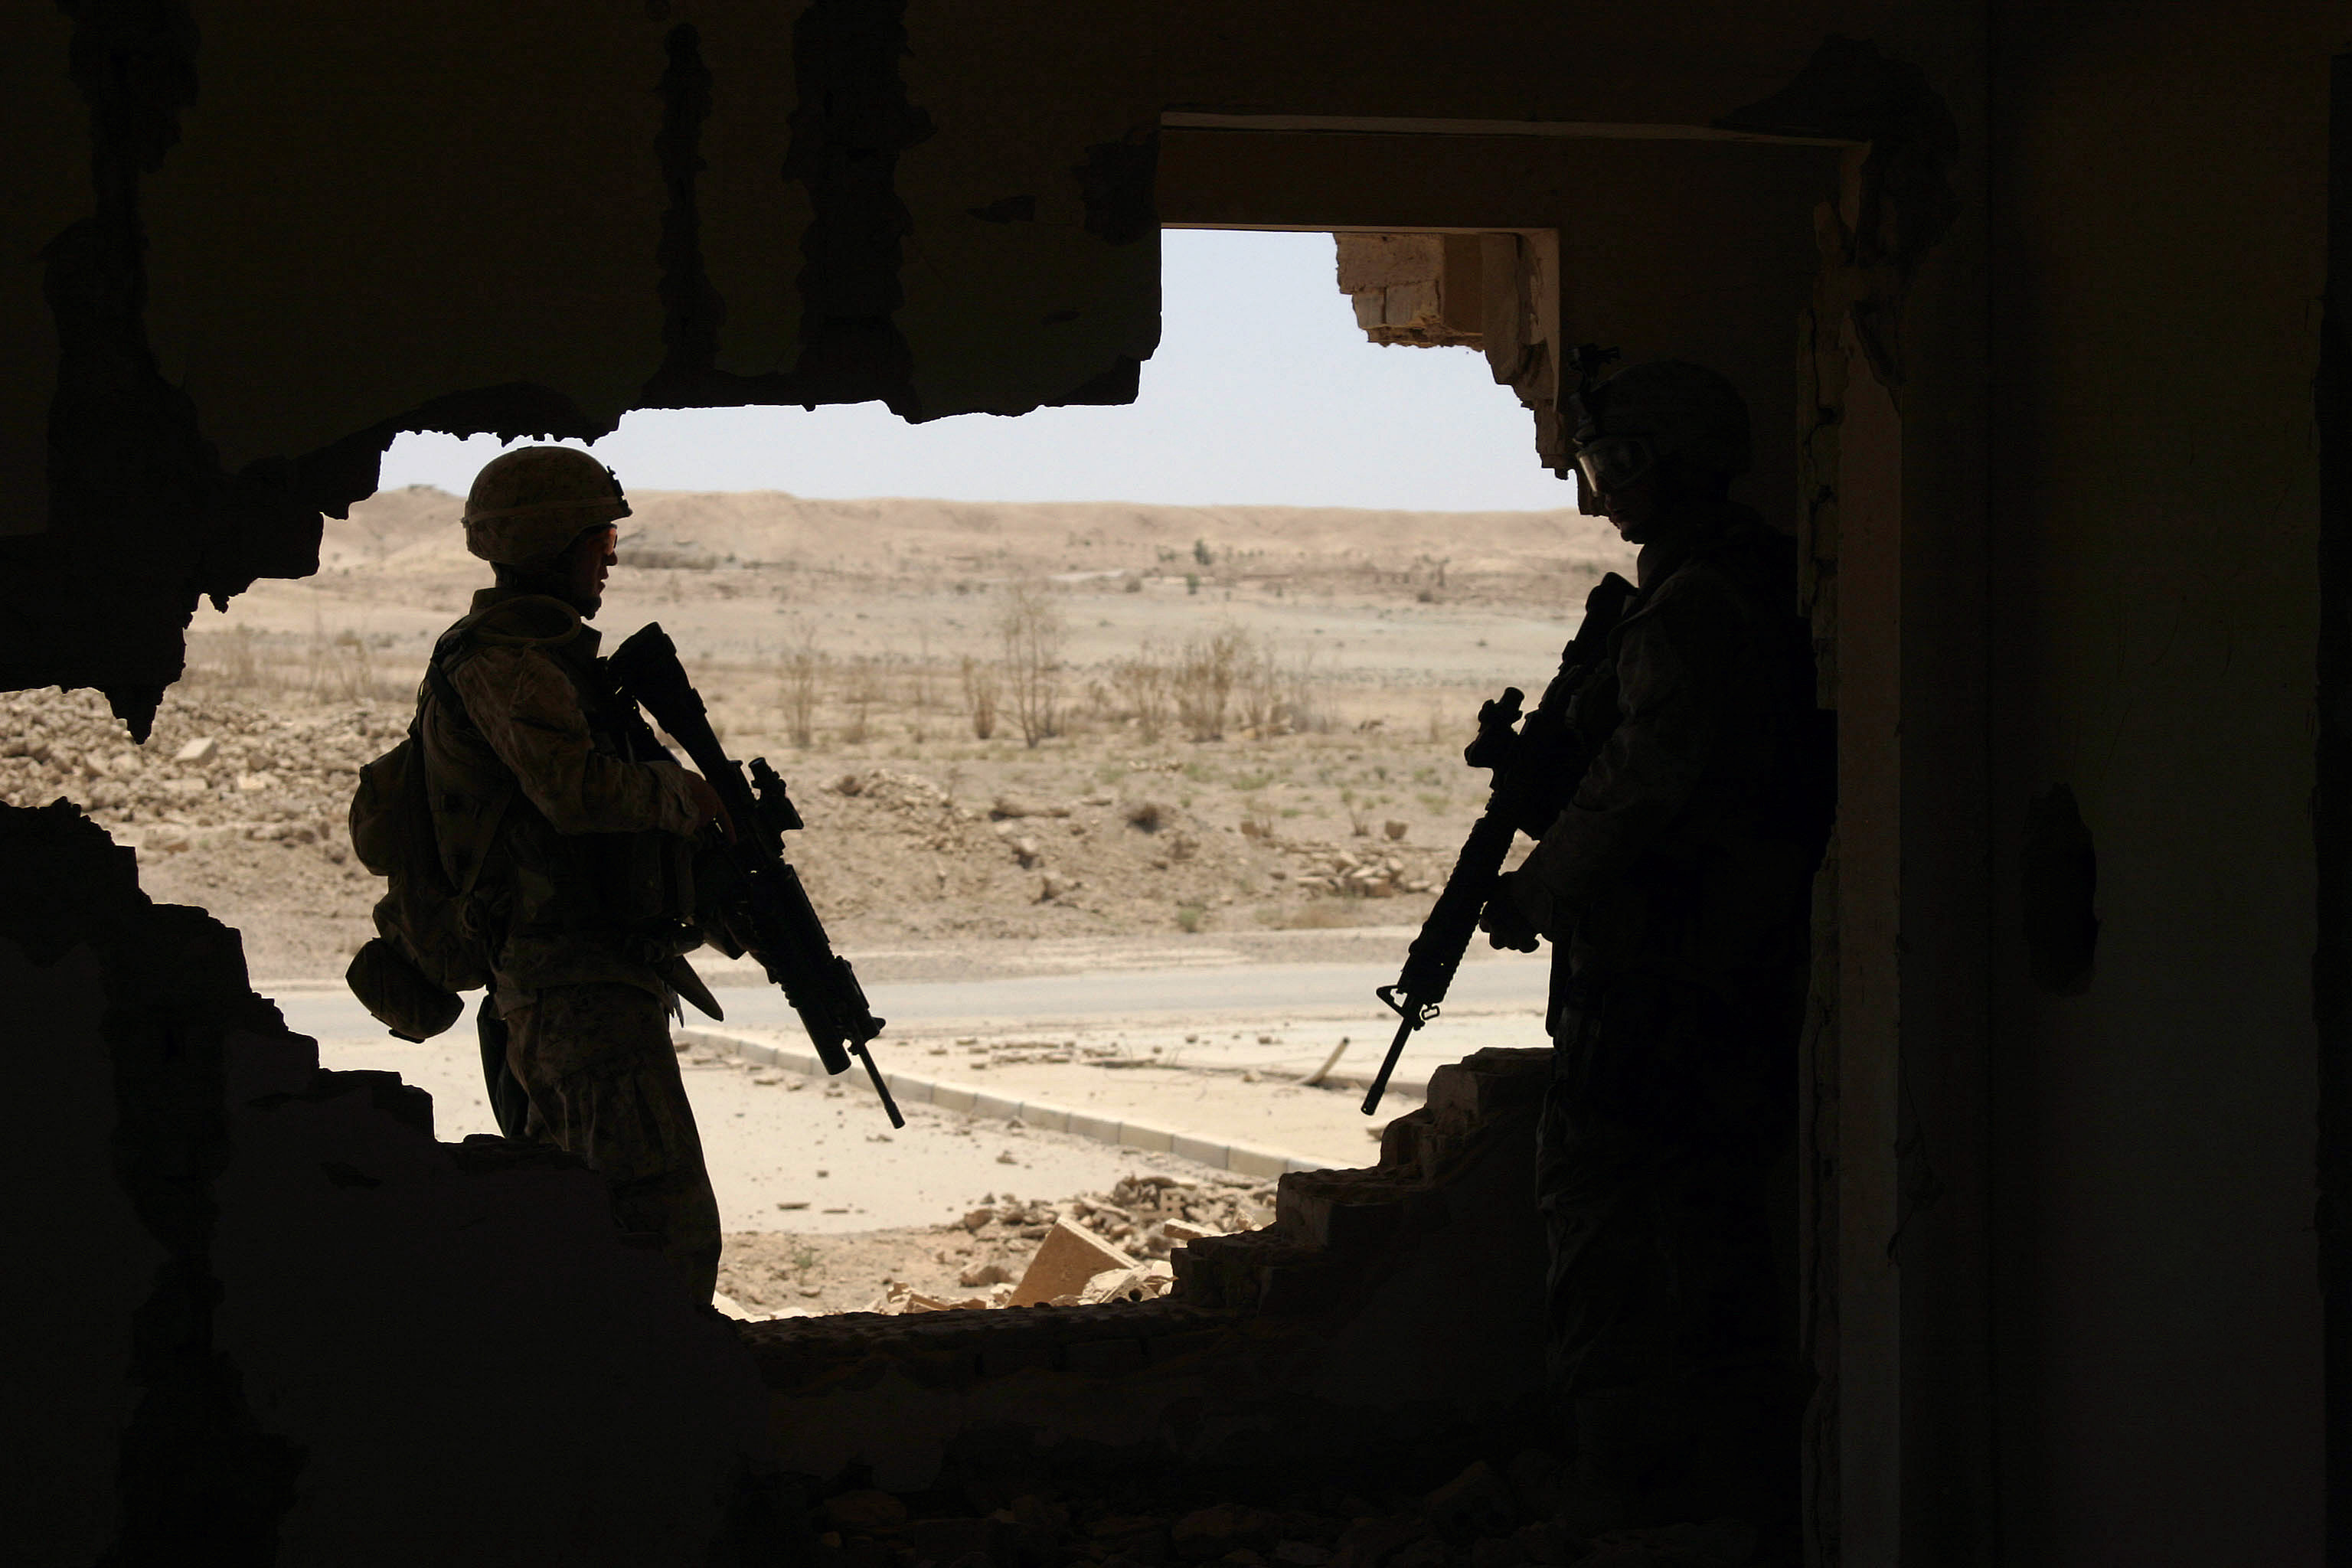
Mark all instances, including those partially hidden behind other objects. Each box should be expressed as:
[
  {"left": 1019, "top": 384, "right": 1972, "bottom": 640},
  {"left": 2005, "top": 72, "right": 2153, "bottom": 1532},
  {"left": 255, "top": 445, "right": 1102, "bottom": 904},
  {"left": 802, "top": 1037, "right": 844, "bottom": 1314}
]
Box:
[{"left": 2, "top": 227, "right": 1619, "bottom": 1323}]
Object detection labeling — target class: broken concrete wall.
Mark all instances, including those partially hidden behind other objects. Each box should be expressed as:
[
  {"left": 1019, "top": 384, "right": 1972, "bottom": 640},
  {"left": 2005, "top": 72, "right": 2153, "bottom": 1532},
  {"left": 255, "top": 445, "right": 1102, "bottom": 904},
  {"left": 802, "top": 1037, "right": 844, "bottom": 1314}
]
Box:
[{"left": 1, "top": 802, "right": 785, "bottom": 1565}]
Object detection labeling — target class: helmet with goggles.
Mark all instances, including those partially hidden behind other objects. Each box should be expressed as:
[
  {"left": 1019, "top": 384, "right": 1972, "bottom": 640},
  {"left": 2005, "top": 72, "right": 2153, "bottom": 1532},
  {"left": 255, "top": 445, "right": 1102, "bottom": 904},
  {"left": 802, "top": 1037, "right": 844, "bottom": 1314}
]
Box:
[
  {"left": 1566, "top": 360, "right": 1751, "bottom": 495},
  {"left": 462, "top": 446, "right": 632, "bottom": 567}
]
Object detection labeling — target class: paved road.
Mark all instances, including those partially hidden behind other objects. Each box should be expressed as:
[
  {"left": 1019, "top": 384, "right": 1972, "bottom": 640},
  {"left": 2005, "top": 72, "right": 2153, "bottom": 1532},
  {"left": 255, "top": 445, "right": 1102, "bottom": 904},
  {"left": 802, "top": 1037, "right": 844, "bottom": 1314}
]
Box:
[{"left": 273, "top": 950, "right": 1550, "bottom": 1043}]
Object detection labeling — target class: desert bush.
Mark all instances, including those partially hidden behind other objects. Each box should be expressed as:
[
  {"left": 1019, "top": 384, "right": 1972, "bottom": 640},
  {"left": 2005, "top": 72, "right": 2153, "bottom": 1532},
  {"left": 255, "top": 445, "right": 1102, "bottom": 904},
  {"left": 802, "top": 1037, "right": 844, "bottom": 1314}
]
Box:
[
  {"left": 1174, "top": 628, "right": 1246, "bottom": 740},
  {"left": 220, "top": 626, "right": 265, "bottom": 689},
  {"left": 998, "top": 577, "right": 1063, "bottom": 749},
  {"left": 1233, "top": 636, "right": 1329, "bottom": 737},
  {"left": 1174, "top": 903, "right": 1207, "bottom": 934},
  {"left": 839, "top": 655, "right": 886, "bottom": 744},
  {"left": 781, "top": 628, "right": 825, "bottom": 748},
  {"left": 960, "top": 654, "right": 999, "bottom": 740},
  {"left": 1110, "top": 647, "right": 1171, "bottom": 743},
  {"left": 1125, "top": 799, "right": 1165, "bottom": 833},
  {"left": 907, "top": 632, "right": 936, "bottom": 712}
]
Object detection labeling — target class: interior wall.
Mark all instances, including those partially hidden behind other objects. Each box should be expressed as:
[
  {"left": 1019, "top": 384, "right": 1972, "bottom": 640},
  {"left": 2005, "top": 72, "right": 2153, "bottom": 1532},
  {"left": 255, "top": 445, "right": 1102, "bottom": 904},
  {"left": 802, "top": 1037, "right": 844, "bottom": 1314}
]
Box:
[
  {"left": 2322, "top": 52, "right": 2352, "bottom": 1565},
  {"left": 1988, "top": 6, "right": 2337, "bottom": 1558}
]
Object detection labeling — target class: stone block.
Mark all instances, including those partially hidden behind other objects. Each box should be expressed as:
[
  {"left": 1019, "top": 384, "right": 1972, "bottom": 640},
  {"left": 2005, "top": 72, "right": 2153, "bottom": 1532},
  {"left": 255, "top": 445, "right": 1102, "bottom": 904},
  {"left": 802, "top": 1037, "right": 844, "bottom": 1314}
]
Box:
[
  {"left": 1018, "top": 1104, "right": 1069, "bottom": 1132},
  {"left": 970, "top": 1090, "right": 1021, "bottom": 1121},
  {"left": 1010, "top": 1218, "right": 1137, "bottom": 1307},
  {"left": 931, "top": 1083, "right": 976, "bottom": 1114}
]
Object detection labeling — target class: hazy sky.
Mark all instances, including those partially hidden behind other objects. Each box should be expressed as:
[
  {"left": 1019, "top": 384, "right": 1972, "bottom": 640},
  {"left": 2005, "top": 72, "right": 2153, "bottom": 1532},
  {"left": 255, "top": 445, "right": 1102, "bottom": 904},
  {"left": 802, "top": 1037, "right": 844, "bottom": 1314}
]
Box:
[{"left": 379, "top": 230, "right": 1577, "bottom": 512}]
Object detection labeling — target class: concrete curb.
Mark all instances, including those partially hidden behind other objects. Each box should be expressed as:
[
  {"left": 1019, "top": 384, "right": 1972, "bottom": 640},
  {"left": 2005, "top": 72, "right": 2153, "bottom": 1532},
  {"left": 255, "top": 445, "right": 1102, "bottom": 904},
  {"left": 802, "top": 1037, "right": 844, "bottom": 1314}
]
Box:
[{"left": 676, "top": 1027, "right": 1331, "bottom": 1178}]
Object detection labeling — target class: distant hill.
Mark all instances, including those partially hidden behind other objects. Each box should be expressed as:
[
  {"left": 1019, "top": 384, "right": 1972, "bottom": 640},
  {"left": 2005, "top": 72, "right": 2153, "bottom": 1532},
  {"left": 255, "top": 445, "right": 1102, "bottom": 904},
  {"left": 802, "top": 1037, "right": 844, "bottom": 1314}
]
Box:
[{"left": 325, "top": 485, "right": 1626, "bottom": 583}]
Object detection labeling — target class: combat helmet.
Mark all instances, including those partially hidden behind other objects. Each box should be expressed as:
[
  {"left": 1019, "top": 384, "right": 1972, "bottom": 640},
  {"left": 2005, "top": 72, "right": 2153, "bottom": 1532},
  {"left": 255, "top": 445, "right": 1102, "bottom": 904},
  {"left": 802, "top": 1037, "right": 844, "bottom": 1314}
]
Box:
[
  {"left": 1566, "top": 360, "right": 1751, "bottom": 495},
  {"left": 462, "top": 446, "right": 632, "bottom": 566}
]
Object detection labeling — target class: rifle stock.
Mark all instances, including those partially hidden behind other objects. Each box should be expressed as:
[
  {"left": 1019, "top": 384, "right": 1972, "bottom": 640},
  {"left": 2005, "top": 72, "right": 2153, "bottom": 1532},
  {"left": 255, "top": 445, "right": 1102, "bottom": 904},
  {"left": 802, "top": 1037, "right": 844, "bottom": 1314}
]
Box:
[{"left": 608, "top": 623, "right": 902, "bottom": 1126}]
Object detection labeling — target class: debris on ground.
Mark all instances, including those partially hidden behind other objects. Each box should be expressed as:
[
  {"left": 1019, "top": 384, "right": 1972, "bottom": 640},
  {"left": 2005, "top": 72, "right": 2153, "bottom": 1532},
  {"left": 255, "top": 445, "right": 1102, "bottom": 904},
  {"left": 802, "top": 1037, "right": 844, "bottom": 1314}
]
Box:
[{"left": 717, "top": 1174, "right": 1276, "bottom": 1319}]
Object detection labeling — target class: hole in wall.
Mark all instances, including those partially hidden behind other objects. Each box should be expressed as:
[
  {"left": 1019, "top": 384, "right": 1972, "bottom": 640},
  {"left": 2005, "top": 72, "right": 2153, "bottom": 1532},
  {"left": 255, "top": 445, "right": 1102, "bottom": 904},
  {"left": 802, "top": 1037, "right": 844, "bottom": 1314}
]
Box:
[{"left": 4, "top": 228, "right": 1625, "bottom": 1320}]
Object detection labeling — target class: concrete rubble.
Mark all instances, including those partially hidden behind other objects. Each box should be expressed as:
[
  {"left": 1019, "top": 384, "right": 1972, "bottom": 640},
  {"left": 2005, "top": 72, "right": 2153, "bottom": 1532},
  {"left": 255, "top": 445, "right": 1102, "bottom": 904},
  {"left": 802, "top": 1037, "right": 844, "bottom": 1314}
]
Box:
[{"left": 786, "top": 1176, "right": 1273, "bottom": 1321}]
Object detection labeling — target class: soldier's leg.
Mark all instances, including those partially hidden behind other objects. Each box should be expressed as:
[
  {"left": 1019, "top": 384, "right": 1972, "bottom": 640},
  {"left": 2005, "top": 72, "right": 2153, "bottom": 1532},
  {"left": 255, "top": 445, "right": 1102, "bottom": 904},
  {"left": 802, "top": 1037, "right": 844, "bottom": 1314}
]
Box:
[
  {"left": 1538, "top": 980, "right": 1693, "bottom": 1533},
  {"left": 1633, "top": 985, "right": 1802, "bottom": 1543},
  {"left": 503, "top": 982, "right": 723, "bottom": 1302},
  {"left": 1537, "top": 975, "right": 1795, "bottom": 1538}
]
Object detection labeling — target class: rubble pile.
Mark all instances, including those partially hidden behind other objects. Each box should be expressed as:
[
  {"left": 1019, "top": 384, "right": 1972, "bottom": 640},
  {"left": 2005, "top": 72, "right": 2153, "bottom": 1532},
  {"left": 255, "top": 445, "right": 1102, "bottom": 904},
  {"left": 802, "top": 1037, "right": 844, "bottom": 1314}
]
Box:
[
  {"left": 802, "top": 1452, "right": 1763, "bottom": 1568},
  {"left": 1282, "top": 841, "right": 1440, "bottom": 899},
  {"left": 835, "top": 1177, "right": 1277, "bottom": 1320},
  {"left": 0, "top": 687, "right": 396, "bottom": 858}
]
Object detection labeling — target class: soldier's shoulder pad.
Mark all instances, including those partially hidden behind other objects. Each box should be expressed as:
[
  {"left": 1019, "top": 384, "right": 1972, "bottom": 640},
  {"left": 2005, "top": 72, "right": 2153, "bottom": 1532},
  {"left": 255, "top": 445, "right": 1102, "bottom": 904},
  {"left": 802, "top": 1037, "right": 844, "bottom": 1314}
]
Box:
[{"left": 469, "top": 596, "right": 583, "bottom": 648}]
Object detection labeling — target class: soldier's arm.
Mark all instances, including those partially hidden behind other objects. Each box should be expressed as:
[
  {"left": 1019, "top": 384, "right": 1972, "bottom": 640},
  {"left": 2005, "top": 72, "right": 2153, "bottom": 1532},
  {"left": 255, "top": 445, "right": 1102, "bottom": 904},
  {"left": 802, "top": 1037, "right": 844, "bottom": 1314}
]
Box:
[
  {"left": 1509, "top": 584, "right": 1733, "bottom": 932},
  {"left": 450, "top": 646, "right": 703, "bottom": 836}
]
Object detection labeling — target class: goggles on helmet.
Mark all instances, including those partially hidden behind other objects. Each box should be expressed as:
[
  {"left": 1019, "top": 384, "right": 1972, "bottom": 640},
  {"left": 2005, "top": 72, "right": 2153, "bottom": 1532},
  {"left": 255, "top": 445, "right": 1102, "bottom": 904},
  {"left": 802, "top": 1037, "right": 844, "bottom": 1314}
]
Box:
[{"left": 1573, "top": 434, "right": 1661, "bottom": 496}]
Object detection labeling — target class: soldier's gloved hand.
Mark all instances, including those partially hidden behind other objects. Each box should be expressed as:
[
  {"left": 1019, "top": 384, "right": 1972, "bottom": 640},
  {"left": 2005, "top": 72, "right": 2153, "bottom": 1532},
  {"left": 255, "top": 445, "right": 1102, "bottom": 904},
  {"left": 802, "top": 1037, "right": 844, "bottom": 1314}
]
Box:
[
  {"left": 1479, "top": 871, "right": 1544, "bottom": 952},
  {"left": 683, "top": 772, "right": 737, "bottom": 842}
]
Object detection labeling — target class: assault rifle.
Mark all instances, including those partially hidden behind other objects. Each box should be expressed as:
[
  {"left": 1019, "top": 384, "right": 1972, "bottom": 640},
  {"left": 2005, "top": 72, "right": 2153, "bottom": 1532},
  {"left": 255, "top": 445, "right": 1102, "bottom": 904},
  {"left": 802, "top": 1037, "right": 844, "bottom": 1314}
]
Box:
[
  {"left": 1361, "top": 572, "right": 1638, "bottom": 1114},
  {"left": 606, "top": 623, "right": 903, "bottom": 1127}
]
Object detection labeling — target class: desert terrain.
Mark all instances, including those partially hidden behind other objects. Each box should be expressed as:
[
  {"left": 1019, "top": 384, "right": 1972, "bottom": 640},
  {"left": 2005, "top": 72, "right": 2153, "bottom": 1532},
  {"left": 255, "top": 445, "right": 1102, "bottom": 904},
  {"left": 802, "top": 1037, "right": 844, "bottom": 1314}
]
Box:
[{"left": 2, "top": 484, "right": 1630, "bottom": 1314}]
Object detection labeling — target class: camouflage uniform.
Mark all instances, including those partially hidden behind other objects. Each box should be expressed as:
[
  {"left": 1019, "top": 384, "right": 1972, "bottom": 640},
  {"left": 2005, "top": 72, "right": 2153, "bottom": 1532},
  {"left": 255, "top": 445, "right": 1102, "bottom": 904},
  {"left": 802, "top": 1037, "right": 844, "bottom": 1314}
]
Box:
[
  {"left": 418, "top": 586, "right": 722, "bottom": 1300},
  {"left": 1507, "top": 504, "right": 1817, "bottom": 1524}
]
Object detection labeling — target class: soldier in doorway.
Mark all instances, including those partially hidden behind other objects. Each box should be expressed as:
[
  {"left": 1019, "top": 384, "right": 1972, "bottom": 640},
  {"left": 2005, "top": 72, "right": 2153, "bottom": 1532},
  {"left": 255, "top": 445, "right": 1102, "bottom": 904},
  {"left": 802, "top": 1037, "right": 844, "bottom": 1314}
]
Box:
[
  {"left": 419, "top": 446, "right": 733, "bottom": 1302},
  {"left": 1480, "top": 361, "right": 1827, "bottom": 1540}
]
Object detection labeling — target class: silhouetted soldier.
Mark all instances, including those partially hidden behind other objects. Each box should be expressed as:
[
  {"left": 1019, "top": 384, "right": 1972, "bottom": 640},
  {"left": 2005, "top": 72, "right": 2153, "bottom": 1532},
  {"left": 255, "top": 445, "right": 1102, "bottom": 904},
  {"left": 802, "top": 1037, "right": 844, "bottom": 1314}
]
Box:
[
  {"left": 421, "top": 447, "right": 732, "bottom": 1301},
  {"left": 1481, "top": 362, "right": 1822, "bottom": 1541}
]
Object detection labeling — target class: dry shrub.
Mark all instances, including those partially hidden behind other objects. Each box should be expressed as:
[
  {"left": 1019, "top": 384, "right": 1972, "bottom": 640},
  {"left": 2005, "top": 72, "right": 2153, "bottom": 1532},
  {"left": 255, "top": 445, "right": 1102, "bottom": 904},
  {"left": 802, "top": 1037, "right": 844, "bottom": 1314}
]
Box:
[
  {"left": 839, "top": 655, "right": 886, "bottom": 744},
  {"left": 1233, "top": 636, "right": 1327, "bottom": 737},
  {"left": 1125, "top": 799, "right": 1165, "bottom": 833},
  {"left": 960, "top": 654, "right": 998, "bottom": 740},
  {"left": 998, "top": 577, "right": 1064, "bottom": 748},
  {"left": 1174, "top": 628, "right": 1244, "bottom": 740},
  {"left": 1110, "top": 647, "right": 1171, "bottom": 743},
  {"left": 781, "top": 627, "right": 825, "bottom": 749},
  {"left": 214, "top": 626, "right": 266, "bottom": 689}
]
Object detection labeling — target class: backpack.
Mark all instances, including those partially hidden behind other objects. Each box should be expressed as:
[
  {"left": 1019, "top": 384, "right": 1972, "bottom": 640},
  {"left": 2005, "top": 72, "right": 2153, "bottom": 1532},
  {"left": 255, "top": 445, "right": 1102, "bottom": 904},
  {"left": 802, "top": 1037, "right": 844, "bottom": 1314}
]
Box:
[{"left": 345, "top": 658, "right": 511, "bottom": 1041}]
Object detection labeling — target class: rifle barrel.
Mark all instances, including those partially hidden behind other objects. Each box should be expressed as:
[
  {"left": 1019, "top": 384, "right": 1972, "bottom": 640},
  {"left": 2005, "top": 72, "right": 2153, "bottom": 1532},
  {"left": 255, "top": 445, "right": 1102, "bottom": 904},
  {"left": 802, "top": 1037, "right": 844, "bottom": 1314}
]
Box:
[
  {"left": 1362, "top": 1008, "right": 1422, "bottom": 1116},
  {"left": 854, "top": 1047, "right": 906, "bottom": 1128}
]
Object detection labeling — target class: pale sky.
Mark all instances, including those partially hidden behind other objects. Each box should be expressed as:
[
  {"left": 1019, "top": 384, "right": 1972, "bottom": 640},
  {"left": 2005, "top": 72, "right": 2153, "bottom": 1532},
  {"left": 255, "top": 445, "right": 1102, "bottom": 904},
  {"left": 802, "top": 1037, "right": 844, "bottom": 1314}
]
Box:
[{"left": 379, "top": 230, "right": 1576, "bottom": 512}]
